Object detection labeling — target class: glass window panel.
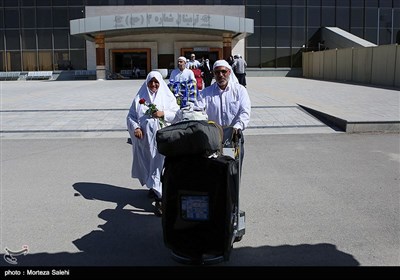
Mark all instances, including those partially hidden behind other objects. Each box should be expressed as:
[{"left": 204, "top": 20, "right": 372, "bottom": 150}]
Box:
[
  {"left": 261, "top": 27, "right": 276, "bottom": 47},
  {"left": 53, "top": 0, "right": 68, "bottom": 6},
  {"left": 321, "top": 0, "right": 335, "bottom": 6},
  {"left": 247, "top": 27, "right": 260, "bottom": 47},
  {"left": 321, "top": 7, "right": 335, "bottom": 26},
  {"left": 22, "top": 30, "right": 36, "bottom": 49},
  {"left": 37, "top": 29, "right": 52, "bottom": 49},
  {"left": 395, "top": 2, "right": 400, "bottom": 8},
  {"left": 292, "top": 27, "right": 305, "bottom": 47},
  {"left": 277, "top": 7, "right": 291, "bottom": 27},
  {"left": 276, "top": 27, "right": 290, "bottom": 47},
  {"left": 365, "top": 8, "right": 378, "bottom": 28},
  {"left": 307, "top": 0, "right": 321, "bottom": 6},
  {"left": 350, "top": 27, "right": 364, "bottom": 38},
  {"left": 351, "top": 0, "right": 364, "bottom": 7},
  {"left": 54, "top": 29, "right": 69, "bottom": 49},
  {"left": 261, "top": 6, "right": 275, "bottom": 26},
  {"left": 365, "top": 0, "right": 379, "bottom": 7},
  {"left": 4, "top": 0, "right": 18, "bottom": 6},
  {"left": 336, "top": 7, "right": 350, "bottom": 30},
  {"left": 351, "top": 7, "right": 364, "bottom": 28},
  {"left": 5, "top": 30, "right": 20, "bottom": 50},
  {"left": 246, "top": 0, "right": 261, "bottom": 4},
  {"left": 36, "top": 0, "right": 52, "bottom": 6},
  {"left": 38, "top": 51, "right": 53, "bottom": 70},
  {"left": 69, "top": 0, "right": 85, "bottom": 5},
  {"left": 394, "top": 9, "right": 400, "bottom": 30},
  {"left": 292, "top": 0, "right": 306, "bottom": 5},
  {"left": 20, "top": 0, "right": 35, "bottom": 6},
  {"left": 379, "top": 8, "right": 393, "bottom": 29},
  {"left": 69, "top": 7, "right": 85, "bottom": 20},
  {"left": 291, "top": 47, "right": 303, "bottom": 68},
  {"left": 37, "top": 8, "right": 52, "bottom": 28},
  {"left": 5, "top": 8, "right": 19, "bottom": 28},
  {"left": 365, "top": 28, "right": 378, "bottom": 44},
  {"left": 307, "top": 7, "right": 321, "bottom": 27},
  {"left": 21, "top": 8, "right": 36, "bottom": 28},
  {"left": 70, "top": 50, "right": 86, "bottom": 70},
  {"left": 261, "top": 48, "right": 275, "bottom": 67},
  {"left": 379, "top": 28, "right": 392, "bottom": 44},
  {"left": 0, "top": 51, "right": 4, "bottom": 71},
  {"left": 70, "top": 35, "right": 85, "bottom": 48},
  {"left": 247, "top": 6, "right": 261, "bottom": 26},
  {"left": 276, "top": 48, "right": 291, "bottom": 68},
  {"left": 395, "top": 29, "right": 400, "bottom": 44},
  {"left": 22, "top": 51, "right": 37, "bottom": 71},
  {"left": 54, "top": 50, "right": 70, "bottom": 70},
  {"left": 379, "top": 0, "right": 393, "bottom": 7},
  {"left": 292, "top": 6, "right": 305, "bottom": 26},
  {"left": 246, "top": 47, "right": 260, "bottom": 67},
  {"left": 276, "top": 0, "right": 290, "bottom": 5},
  {"left": 0, "top": 9, "right": 3, "bottom": 29},
  {"left": 336, "top": 0, "right": 350, "bottom": 7},
  {"left": 0, "top": 31, "right": 4, "bottom": 50},
  {"left": 53, "top": 8, "right": 69, "bottom": 28},
  {"left": 6, "top": 51, "right": 21, "bottom": 71}
]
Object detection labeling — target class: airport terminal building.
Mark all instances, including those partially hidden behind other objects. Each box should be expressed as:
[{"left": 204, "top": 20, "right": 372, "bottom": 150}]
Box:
[{"left": 0, "top": 0, "right": 399, "bottom": 78}]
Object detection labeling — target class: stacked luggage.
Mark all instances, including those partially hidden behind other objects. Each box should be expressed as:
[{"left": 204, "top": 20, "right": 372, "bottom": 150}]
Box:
[{"left": 156, "top": 120, "right": 245, "bottom": 264}]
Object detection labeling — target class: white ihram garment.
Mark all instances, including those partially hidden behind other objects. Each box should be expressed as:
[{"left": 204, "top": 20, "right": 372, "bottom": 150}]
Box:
[{"left": 127, "top": 71, "right": 179, "bottom": 198}]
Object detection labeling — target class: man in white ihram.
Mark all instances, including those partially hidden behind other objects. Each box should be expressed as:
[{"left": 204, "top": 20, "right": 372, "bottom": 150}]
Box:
[{"left": 198, "top": 59, "right": 251, "bottom": 163}]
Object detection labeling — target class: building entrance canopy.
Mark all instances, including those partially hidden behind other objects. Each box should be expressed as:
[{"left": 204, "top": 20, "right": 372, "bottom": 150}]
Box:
[{"left": 70, "top": 12, "right": 253, "bottom": 40}]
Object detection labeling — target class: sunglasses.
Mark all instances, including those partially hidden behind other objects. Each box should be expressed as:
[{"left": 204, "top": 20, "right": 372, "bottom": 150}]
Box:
[{"left": 214, "top": 69, "right": 229, "bottom": 75}]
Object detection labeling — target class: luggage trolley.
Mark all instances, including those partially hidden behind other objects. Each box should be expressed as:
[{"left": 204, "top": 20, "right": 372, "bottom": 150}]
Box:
[{"left": 160, "top": 125, "right": 245, "bottom": 265}]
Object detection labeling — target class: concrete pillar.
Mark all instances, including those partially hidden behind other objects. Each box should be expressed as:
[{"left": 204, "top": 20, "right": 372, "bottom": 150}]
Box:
[
  {"left": 95, "top": 34, "right": 106, "bottom": 80},
  {"left": 223, "top": 33, "right": 233, "bottom": 61}
]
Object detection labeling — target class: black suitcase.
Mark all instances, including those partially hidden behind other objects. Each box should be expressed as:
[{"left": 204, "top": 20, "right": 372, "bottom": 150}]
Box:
[{"left": 161, "top": 155, "right": 239, "bottom": 264}]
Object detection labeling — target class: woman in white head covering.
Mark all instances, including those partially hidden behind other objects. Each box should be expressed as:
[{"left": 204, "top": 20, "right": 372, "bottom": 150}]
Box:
[{"left": 127, "top": 71, "right": 179, "bottom": 216}]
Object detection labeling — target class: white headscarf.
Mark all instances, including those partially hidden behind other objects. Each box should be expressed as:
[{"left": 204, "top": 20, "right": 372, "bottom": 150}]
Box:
[
  {"left": 136, "top": 70, "right": 171, "bottom": 97},
  {"left": 213, "top": 59, "right": 239, "bottom": 84}
]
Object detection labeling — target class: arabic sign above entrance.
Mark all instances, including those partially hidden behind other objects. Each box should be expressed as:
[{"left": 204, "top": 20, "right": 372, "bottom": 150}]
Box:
[{"left": 70, "top": 12, "right": 253, "bottom": 37}]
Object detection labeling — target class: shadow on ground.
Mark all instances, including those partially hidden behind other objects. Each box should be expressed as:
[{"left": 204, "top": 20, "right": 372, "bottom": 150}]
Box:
[{"left": 1, "top": 182, "right": 359, "bottom": 267}]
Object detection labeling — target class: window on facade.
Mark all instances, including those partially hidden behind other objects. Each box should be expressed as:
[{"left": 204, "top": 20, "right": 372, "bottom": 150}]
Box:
[
  {"left": 5, "top": 30, "right": 20, "bottom": 50},
  {"left": 365, "top": 8, "right": 378, "bottom": 28},
  {"left": 4, "top": 8, "right": 19, "bottom": 28},
  {"left": 336, "top": 7, "right": 350, "bottom": 30},
  {"left": 70, "top": 35, "right": 86, "bottom": 49},
  {"left": 3, "top": 0, "right": 18, "bottom": 7},
  {"left": 0, "top": 9, "right": 3, "bottom": 29},
  {"left": 292, "top": 0, "right": 306, "bottom": 5},
  {"left": 69, "top": 7, "right": 85, "bottom": 20},
  {"left": 54, "top": 29, "right": 69, "bottom": 49},
  {"left": 277, "top": 7, "right": 291, "bottom": 27},
  {"left": 20, "top": 0, "right": 35, "bottom": 6},
  {"left": 0, "top": 30, "right": 3, "bottom": 51},
  {"left": 276, "top": 27, "right": 291, "bottom": 47},
  {"left": 54, "top": 50, "right": 70, "bottom": 70},
  {"left": 37, "top": 8, "right": 52, "bottom": 28},
  {"left": 350, "top": 8, "right": 364, "bottom": 28},
  {"left": 69, "top": 0, "right": 85, "bottom": 5},
  {"left": 261, "top": 6, "right": 275, "bottom": 26},
  {"left": 53, "top": 8, "right": 69, "bottom": 28},
  {"left": 21, "top": 8, "right": 36, "bottom": 28},
  {"left": 36, "top": 0, "right": 52, "bottom": 6},
  {"left": 38, "top": 51, "right": 53, "bottom": 71},
  {"left": 260, "top": 48, "right": 275, "bottom": 67},
  {"left": 336, "top": 0, "right": 350, "bottom": 7},
  {"left": 247, "top": 6, "right": 261, "bottom": 27},
  {"left": 379, "top": 0, "right": 393, "bottom": 8},
  {"left": 307, "top": 7, "right": 321, "bottom": 27},
  {"left": 365, "top": 28, "right": 378, "bottom": 44},
  {"left": 291, "top": 47, "right": 303, "bottom": 68},
  {"left": 22, "top": 51, "right": 37, "bottom": 71},
  {"left": 261, "top": 27, "right": 276, "bottom": 47},
  {"left": 365, "top": 0, "right": 379, "bottom": 8},
  {"left": 37, "top": 29, "right": 53, "bottom": 49},
  {"left": 247, "top": 27, "right": 260, "bottom": 47},
  {"left": 292, "top": 6, "right": 306, "bottom": 26},
  {"left": 321, "top": 6, "right": 335, "bottom": 26},
  {"left": 22, "top": 30, "right": 37, "bottom": 50},
  {"left": 6, "top": 51, "right": 21, "bottom": 71},
  {"left": 70, "top": 50, "right": 86, "bottom": 70},
  {"left": 276, "top": 48, "right": 291, "bottom": 67},
  {"left": 292, "top": 27, "right": 305, "bottom": 47},
  {"left": 0, "top": 51, "right": 4, "bottom": 71}
]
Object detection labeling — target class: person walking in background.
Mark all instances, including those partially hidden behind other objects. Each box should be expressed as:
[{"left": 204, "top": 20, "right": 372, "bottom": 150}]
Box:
[
  {"left": 232, "top": 54, "right": 247, "bottom": 87},
  {"left": 201, "top": 58, "right": 213, "bottom": 87},
  {"left": 187, "top": 53, "right": 201, "bottom": 69},
  {"left": 168, "top": 56, "right": 197, "bottom": 107},
  {"left": 127, "top": 71, "right": 180, "bottom": 216}
]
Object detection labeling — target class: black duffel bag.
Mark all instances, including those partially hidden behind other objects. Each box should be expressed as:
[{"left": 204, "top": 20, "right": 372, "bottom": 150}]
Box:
[{"left": 156, "top": 120, "right": 223, "bottom": 157}]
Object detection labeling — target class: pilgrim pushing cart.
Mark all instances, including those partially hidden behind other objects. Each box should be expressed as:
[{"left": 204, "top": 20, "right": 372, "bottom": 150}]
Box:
[{"left": 156, "top": 121, "right": 246, "bottom": 265}]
